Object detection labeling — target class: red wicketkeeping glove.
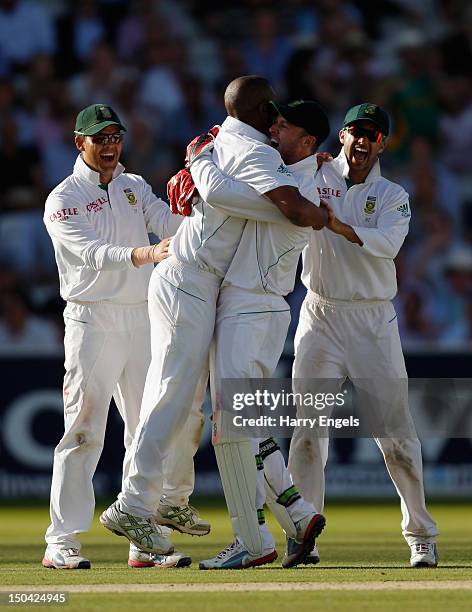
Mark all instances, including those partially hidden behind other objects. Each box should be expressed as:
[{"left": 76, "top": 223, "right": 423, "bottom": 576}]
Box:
[
  {"left": 185, "top": 125, "right": 220, "bottom": 167},
  {"left": 167, "top": 168, "right": 198, "bottom": 216}
]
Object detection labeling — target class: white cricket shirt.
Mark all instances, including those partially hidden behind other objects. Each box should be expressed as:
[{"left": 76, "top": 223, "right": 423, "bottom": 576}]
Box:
[
  {"left": 44, "top": 155, "right": 182, "bottom": 304},
  {"left": 173, "top": 116, "right": 297, "bottom": 278},
  {"left": 302, "top": 150, "right": 411, "bottom": 301}
]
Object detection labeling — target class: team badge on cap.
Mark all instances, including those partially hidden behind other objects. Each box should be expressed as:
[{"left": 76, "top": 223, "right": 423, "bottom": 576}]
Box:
[
  {"left": 99, "top": 106, "right": 112, "bottom": 119},
  {"left": 364, "top": 104, "right": 378, "bottom": 115}
]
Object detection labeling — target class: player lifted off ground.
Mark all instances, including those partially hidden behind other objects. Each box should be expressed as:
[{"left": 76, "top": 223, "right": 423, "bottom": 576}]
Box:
[
  {"left": 175, "top": 100, "right": 332, "bottom": 568},
  {"left": 42, "top": 104, "right": 205, "bottom": 570},
  {"left": 288, "top": 103, "right": 439, "bottom": 567},
  {"left": 101, "top": 76, "right": 329, "bottom": 569}
]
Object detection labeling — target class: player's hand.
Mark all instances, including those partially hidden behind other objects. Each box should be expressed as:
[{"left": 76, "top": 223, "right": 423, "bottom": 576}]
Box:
[
  {"left": 185, "top": 125, "right": 220, "bottom": 167},
  {"left": 151, "top": 237, "right": 172, "bottom": 263},
  {"left": 167, "top": 168, "right": 199, "bottom": 216},
  {"left": 316, "top": 151, "right": 333, "bottom": 169},
  {"left": 131, "top": 238, "right": 172, "bottom": 267}
]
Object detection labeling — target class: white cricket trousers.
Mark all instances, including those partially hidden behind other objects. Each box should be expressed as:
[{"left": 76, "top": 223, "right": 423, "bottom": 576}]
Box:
[
  {"left": 212, "top": 286, "right": 292, "bottom": 445},
  {"left": 46, "top": 301, "right": 150, "bottom": 546},
  {"left": 46, "top": 299, "right": 202, "bottom": 547},
  {"left": 212, "top": 287, "right": 314, "bottom": 546},
  {"left": 290, "top": 292, "right": 438, "bottom": 542},
  {"left": 119, "top": 257, "right": 220, "bottom": 516}
]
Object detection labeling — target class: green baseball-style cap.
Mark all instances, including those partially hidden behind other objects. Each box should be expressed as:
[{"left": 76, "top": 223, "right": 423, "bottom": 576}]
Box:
[
  {"left": 343, "top": 103, "right": 390, "bottom": 136},
  {"left": 74, "top": 104, "right": 126, "bottom": 136},
  {"left": 270, "top": 100, "right": 330, "bottom": 145}
]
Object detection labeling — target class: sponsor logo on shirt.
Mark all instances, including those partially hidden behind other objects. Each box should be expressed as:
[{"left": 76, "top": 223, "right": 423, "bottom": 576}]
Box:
[
  {"left": 86, "top": 197, "right": 107, "bottom": 213},
  {"left": 397, "top": 202, "right": 411, "bottom": 217},
  {"left": 317, "top": 186, "right": 341, "bottom": 198},
  {"left": 276, "top": 163, "right": 292, "bottom": 176},
  {"left": 124, "top": 188, "right": 137, "bottom": 206},
  {"left": 363, "top": 196, "right": 377, "bottom": 215},
  {"left": 49, "top": 207, "right": 79, "bottom": 222}
]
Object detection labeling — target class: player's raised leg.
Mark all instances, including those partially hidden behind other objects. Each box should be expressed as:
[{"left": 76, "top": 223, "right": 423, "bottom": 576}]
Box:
[{"left": 261, "top": 437, "right": 326, "bottom": 568}]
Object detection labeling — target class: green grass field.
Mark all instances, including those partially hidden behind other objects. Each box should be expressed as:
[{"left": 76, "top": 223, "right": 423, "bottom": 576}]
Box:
[{"left": 0, "top": 501, "right": 471, "bottom": 611}]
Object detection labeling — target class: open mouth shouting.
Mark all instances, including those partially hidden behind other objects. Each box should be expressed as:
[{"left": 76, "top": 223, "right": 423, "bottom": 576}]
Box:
[
  {"left": 99, "top": 151, "right": 117, "bottom": 164},
  {"left": 351, "top": 144, "right": 369, "bottom": 166}
]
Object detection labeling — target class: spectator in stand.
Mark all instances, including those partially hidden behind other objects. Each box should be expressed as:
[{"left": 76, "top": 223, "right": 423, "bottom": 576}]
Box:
[
  {"left": 0, "top": 114, "right": 44, "bottom": 212},
  {"left": 0, "top": 287, "right": 60, "bottom": 353},
  {"left": 438, "top": 75, "right": 472, "bottom": 178},
  {"left": 438, "top": 0, "right": 472, "bottom": 75},
  {"left": 68, "top": 41, "right": 130, "bottom": 109},
  {"left": 124, "top": 116, "right": 176, "bottom": 197},
  {"left": 0, "top": 0, "right": 55, "bottom": 72},
  {"left": 242, "top": 8, "right": 293, "bottom": 92},
  {"left": 139, "top": 37, "right": 186, "bottom": 117},
  {"left": 165, "top": 76, "right": 225, "bottom": 152},
  {"left": 284, "top": 45, "right": 318, "bottom": 101},
  {"left": 400, "top": 136, "right": 463, "bottom": 238},
  {"left": 433, "top": 246, "right": 472, "bottom": 344},
  {"left": 40, "top": 110, "right": 78, "bottom": 189},
  {"left": 0, "top": 78, "right": 33, "bottom": 146},
  {"left": 388, "top": 30, "right": 441, "bottom": 162}
]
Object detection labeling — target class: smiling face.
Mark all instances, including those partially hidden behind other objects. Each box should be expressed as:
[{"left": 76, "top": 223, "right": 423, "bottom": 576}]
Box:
[
  {"left": 75, "top": 125, "right": 123, "bottom": 182},
  {"left": 339, "top": 120, "right": 386, "bottom": 182},
  {"left": 269, "top": 114, "right": 316, "bottom": 165}
]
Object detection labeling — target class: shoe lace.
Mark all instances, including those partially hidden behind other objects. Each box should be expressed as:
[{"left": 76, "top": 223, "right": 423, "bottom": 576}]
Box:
[
  {"left": 164, "top": 504, "right": 198, "bottom": 525},
  {"left": 414, "top": 543, "right": 432, "bottom": 554},
  {"left": 65, "top": 548, "right": 80, "bottom": 556},
  {"left": 216, "top": 540, "right": 240, "bottom": 560}
]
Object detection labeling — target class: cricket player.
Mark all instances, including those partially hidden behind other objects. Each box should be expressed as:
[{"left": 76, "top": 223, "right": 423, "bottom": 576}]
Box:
[
  {"left": 182, "top": 101, "right": 331, "bottom": 568},
  {"left": 100, "top": 76, "right": 329, "bottom": 568},
  {"left": 42, "top": 104, "right": 206, "bottom": 570},
  {"left": 288, "top": 103, "right": 439, "bottom": 567}
]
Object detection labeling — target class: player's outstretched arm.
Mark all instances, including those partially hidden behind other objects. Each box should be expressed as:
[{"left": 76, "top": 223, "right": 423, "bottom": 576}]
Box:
[
  {"left": 265, "top": 186, "right": 329, "bottom": 229},
  {"left": 190, "top": 154, "right": 290, "bottom": 225}
]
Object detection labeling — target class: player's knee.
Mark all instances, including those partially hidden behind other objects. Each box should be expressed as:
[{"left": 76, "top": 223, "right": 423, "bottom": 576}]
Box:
[{"left": 57, "top": 429, "right": 104, "bottom": 453}]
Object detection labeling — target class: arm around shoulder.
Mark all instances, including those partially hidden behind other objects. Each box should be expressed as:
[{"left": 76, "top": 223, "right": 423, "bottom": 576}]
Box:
[{"left": 265, "top": 186, "right": 328, "bottom": 228}]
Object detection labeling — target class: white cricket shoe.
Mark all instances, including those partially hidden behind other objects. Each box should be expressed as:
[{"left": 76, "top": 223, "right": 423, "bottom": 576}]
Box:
[
  {"left": 199, "top": 538, "right": 277, "bottom": 570},
  {"left": 410, "top": 541, "right": 439, "bottom": 568},
  {"left": 100, "top": 501, "right": 174, "bottom": 554},
  {"left": 282, "top": 512, "right": 325, "bottom": 568},
  {"left": 42, "top": 545, "right": 90, "bottom": 570},
  {"left": 155, "top": 502, "right": 210, "bottom": 536},
  {"left": 128, "top": 544, "right": 192, "bottom": 568}
]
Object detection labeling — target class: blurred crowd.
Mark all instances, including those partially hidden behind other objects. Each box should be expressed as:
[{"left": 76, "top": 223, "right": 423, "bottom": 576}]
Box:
[{"left": 0, "top": 0, "right": 471, "bottom": 353}]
